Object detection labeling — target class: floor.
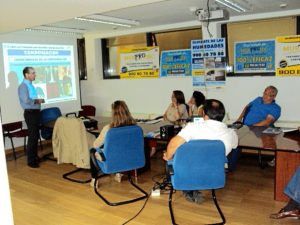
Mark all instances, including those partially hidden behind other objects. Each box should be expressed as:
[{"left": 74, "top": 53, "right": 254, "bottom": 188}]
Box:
[{"left": 6, "top": 147, "right": 300, "bottom": 225}]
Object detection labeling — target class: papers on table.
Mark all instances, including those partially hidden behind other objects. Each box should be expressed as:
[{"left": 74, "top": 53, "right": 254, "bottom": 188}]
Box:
[
  {"left": 262, "top": 127, "right": 282, "bottom": 134},
  {"left": 145, "top": 130, "right": 161, "bottom": 138},
  {"left": 262, "top": 127, "right": 298, "bottom": 134},
  {"left": 137, "top": 118, "right": 163, "bottom": 124}
]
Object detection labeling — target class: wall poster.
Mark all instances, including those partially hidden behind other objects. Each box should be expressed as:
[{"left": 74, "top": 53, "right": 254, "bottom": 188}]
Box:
[
  {"left": 234, "top": 40, "right": 275, "bottom": 73},
  {"left": 119, "top": 47, "right": 159, "bottom": 79},
  {"left": 160, "top": 49, "right": 191, "bottom": 77},
  {"left": 191, "top": 38, "right": 226, "bottom": 86},
  {"left": 276, "top": 35, "right": 300, "bottom": 76}
]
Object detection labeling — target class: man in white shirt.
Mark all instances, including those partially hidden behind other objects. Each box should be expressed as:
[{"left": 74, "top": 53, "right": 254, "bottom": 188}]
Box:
[{"left": 163, "top": 99, "right": 238, "bottom": 203}]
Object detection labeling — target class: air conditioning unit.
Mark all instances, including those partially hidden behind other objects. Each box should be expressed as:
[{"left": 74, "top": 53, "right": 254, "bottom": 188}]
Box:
[{"left": 198, "top": 9, "right": 229, "bottom": 22}]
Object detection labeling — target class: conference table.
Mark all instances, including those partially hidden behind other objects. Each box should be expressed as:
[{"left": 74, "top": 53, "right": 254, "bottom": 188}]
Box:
[
  {"left": 236, "top": 126, "right": 300, "bottom": 202},
  {"left": 90, "top": 117, "right": 300, "bottom": 201}
]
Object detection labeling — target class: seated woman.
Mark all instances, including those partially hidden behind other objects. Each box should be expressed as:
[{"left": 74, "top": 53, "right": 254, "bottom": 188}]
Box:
[
  {"left": 188, "top": 91, "right": 205, "bottom": 117},
  {"left": 164, "top": 90, "right": 188, "bottom": 124},
  {"left": 90, "top": 100, "right": 136, "bottom": 186},
  {"left": 148, "top": 90, "right": 188, "bottom": 157}
]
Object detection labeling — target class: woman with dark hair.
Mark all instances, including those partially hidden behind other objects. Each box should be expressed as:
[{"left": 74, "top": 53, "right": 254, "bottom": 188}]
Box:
[
  {"left": 164, "top": 90, "right": 188, "bottom": 123},
  {"left": 188, "top": 91, "right": 205, "bottom": 117},
  {"left": 149, "top": 90, "right": 188, "bottom": 157},
  {"left": 90, "top": 100, "right": 136, "bottom": 186}
]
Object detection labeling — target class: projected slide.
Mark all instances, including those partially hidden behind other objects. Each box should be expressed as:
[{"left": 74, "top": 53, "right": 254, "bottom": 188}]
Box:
[{"left": 2, "top": 43, "right": 77, "bottom": 104}]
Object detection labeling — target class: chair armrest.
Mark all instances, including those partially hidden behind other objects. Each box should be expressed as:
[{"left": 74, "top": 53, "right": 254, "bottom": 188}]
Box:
[
  {"left": 65, "top": 112, "right": 77, "bottom": 117},
  {"left": 96, "top": 147, "right": 106, "bottom": 162},
  {"left": 166, "top": 160, "right": 174, "bottom": 175},
  {"left": 90, "top": 147, "right": 106, "bottom": 172}
]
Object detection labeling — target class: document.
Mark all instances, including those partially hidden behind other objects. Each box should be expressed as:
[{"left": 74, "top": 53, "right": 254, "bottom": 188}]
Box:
[
  {"left": 262, "top": 127, "right": 282, "bottom": 134},
  {"left": 137, "top": 118, "right": 163, "bottom": 124}
]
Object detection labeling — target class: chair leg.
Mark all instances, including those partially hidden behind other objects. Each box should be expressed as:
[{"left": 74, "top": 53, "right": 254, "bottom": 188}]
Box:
[
  {"left": 23, "top": 136, "right": 27, "bottom": 155},
  {"left": 258, "top": 150, "right": 267, "bottom": 169},
  {"left": 39, "top": 136, "right": 43, "bottom": 150},
  {"left": 94, "top": 173, "right": 148, "bottom": 206},
  {"left": 210, "top": 189, "right": 226, "bottom": 225},
  {"left": 9, "top": 137, "right": 17, "bottom": 160},
  {"left": 168, "top": 186, "right": 178, "bottom": 225},
  {"left": 62, "top": 168, "right": 91, "bottom": 183}
]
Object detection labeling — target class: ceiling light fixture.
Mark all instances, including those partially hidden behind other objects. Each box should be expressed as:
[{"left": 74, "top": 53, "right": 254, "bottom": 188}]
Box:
[
  {"left": 24, "top": 27, "right": 83, "bottom": 36},
  {"left": 215, "top": 0, "right": 246, "bottom": 13},
  {"left": 75, "top": 14, "right": 140, "bottom": 28}
]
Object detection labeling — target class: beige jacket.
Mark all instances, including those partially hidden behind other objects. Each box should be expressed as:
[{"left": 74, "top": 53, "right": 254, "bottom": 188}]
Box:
[{"left": 52, "top": 117, "right": 95, "bottom": 169}]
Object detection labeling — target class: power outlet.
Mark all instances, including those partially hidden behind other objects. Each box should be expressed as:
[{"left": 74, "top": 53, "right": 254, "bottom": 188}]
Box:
[{"left": 151, "top": 188, "right": 160, "bottom": 197}]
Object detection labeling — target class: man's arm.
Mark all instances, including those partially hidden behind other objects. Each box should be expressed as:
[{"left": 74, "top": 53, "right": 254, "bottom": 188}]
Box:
[
  {"left": 252, "top": 114, "right": 275, "bottom": 127},
  {"left": 236, "top": 105, "right": 248, "bottom": 123},
  {"left": 18, "top": 84, "right": 33, "bottom": 105},
  {"left": 163, "top": 135, "right": 186, "bottom": 161}
]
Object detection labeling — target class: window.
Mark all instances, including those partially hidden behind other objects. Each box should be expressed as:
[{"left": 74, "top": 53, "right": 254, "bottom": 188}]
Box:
[
  {"left": 225, "top": 16, "right": 296, "bottom": 75},
  {"left": 102, "top": 33, "right": 147, "bottom": 79},
  {"left": 102, "top": 28, "right": 202, "bottom": 79}
]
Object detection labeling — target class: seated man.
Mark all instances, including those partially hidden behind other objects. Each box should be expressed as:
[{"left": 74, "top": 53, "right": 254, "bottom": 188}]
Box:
[
  {"left": 163, "top": 99, "right": 238, "bottom": 204},
  {"left": 235, "top": 85, "right": 281, "bottom": 167},
  {"left": 236, "top": 85, "right": 281, "bottom": 127},
  {"left": 270, "top": 166, "right": 300, "bottom": 219}
]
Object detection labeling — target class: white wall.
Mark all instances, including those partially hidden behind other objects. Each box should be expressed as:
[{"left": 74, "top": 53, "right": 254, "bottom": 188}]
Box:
[
  {"left": 81, "top": 10, "right": 300, "bottom": 125},
  {"left": 81, "top": 41, "right": 300, "bottom": 122}
]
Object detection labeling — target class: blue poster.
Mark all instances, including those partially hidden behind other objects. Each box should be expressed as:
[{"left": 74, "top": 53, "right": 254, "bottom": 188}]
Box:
[
  {"left": 234, "top": 40, "right": 275, "bottom": 73},
  {"left": 160, "top": 49, "right": 191, "bottom": 77},
  {"left": 191, "top": 38, "right": 226, "bottom": 59}
]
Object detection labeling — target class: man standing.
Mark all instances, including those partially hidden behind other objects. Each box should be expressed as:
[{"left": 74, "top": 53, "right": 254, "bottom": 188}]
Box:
[
  {"left": 236, "top": 85, "right": 281, "bottom": 127},
  {"left": 163, "top": 99, "right": 238, "bottom": 203},
  {"left": 18, "top": 67, "right": 44, "bottom": 168}
]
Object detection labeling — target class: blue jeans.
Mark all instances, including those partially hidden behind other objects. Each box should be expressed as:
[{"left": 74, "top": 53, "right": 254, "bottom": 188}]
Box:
[{"left": 284, "top": 166, "right": 300, "bottom": 203}]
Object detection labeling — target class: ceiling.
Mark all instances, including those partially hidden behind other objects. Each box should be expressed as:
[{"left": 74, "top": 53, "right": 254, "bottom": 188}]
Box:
[{"left": 2, "top": 0, "right": 300, "bottom": 36}]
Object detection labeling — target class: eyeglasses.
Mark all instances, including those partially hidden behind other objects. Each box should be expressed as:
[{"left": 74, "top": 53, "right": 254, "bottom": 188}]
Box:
[{"left": 263, "top": 92, "right": 275, "bottom": 97}]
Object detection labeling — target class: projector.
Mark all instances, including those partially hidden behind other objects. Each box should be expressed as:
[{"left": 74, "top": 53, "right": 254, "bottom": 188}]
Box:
[{"left": 197, "top": 9, "right": 229, "bottom": 22}]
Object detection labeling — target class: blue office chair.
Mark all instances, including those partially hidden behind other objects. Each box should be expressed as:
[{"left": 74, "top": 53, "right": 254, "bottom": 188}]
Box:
[
  {"left": 167, "top": 140, "right": 226, "bottom": 225},
  {"left": 90, "top": 125, "right": 148, "bottom": 206},
  {"left": 40, "top": 107, "right": 62, "bottom": 140}
]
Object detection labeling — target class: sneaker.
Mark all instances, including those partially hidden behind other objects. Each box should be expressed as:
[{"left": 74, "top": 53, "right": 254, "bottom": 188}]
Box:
[
  {"left": 193, "top": 191, "right": 204, "bottom": 204},
  {"left": 183, "top": 191, "right": 204, "bottom": 204},
  {"left": 90, "top": 178, "right": 99, "bottom": 188},
  {"left": 114, "top": 173, "right": 123, "bottom": 183},
  {"left": 28, "top": 162, "right": 40, "bottom": 168},
  {"left": 267, "top": 158, "right": 275, "bottom": 167},
  {"left": 183, "top": 191, "right": 194, "bottom": 203}
]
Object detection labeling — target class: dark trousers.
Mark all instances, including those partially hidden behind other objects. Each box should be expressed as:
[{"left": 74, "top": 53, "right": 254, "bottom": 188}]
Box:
[
  {"left": 24, "top": 110, "right": 40, "bottom": 165},
  {"left": 90, "top": 157, "right": 99, "bottom": 178},
  {"left": 227, "top": 147, "right": 241, "bottom": 171}
]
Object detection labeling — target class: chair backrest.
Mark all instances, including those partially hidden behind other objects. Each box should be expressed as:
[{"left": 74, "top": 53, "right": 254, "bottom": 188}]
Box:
[
  {"left": 40, "top": 107, "right": 62, "bottom": 140},
  {"left": 79, "top": 105, "right": 96, "bottom": 117},
  {"left": 98, "top": 125, "right": 145, "bottom": 174},
  {"left": 40, "top": 107, "right": 62, "bottom": 124},
  {"left": 2, "top": 121, "right": 23, "bottom": 133},
  {"left": 170, "top": 139, "right": 226, "bottom": 190}
]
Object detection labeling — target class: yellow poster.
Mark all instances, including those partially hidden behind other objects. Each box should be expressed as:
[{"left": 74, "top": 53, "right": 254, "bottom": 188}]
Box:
[
  {"left": 276, "top": 35, "right": 300, "bottom": 76},
  {"left": 119, "top": 47, "right": 159, "bottom": 79}
]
